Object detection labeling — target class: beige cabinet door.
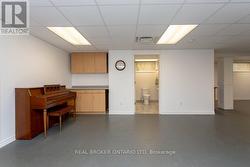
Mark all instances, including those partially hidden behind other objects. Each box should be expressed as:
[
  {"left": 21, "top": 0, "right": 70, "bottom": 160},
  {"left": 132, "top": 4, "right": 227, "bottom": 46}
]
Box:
[
  {"left": 92, "top": 90, "right": 106, "bottom": 113},
  {"left": 82, "top": 53, "right": 95, "bottom": 73},
  {"left": 71, "top": 53, "right": 95, "bottom": 73},
  {"left": 71, "top": 54, "right": 84, "bottom": 73},
  {"left": 74, "top": 90, "right": 106, "bottom": 113},
  {"left": 76, "top": 91, "right": 93, "bottom": 113},
  {"left": 94, "top": 53, "right": 107, "bottom": 73},
  {"left": 71, "top": 52, "right": 107, "bottom": 74}
]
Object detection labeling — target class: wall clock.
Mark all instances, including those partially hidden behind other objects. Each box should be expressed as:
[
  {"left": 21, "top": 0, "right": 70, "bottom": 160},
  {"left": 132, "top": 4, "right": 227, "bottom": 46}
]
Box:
[{"left": 115, "top": 60, "right": 126, "bottom": 71}]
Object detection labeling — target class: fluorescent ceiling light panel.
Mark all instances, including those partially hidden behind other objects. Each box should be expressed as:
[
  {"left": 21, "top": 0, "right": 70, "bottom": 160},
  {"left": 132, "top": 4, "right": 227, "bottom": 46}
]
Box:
[
  {"left": 47, "top": 27, "right": 91, "bottom": 45},
  {"left": 135, "top": 59, "right": 158, "bottom": 62},
  {"left": 157, "top": 25, "right": 198, "bottom": 44}
]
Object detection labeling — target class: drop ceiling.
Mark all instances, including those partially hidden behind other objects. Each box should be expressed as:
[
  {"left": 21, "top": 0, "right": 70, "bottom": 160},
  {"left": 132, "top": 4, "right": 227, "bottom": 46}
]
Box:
[{"left": 29, "top": 0, "right": 250, "bottom": 52}]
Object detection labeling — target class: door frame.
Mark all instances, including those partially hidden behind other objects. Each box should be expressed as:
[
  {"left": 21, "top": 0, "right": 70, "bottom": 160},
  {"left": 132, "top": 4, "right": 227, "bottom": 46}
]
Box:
[{"left": 133, "top": 54, "right": 160, "bottom": 114}]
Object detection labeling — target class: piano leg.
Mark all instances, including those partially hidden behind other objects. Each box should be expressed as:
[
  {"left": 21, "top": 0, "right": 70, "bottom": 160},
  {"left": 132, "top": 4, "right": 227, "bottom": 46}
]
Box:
[
  {"left": 47, "top": 115, "right": 49, "bottom": 130},
  {"left": 59, "top": 116, "right": 62, "bottom": 132},
  {"left": 74, "top": 99, "right": 76, "bottom": 120},
  {"left": 43, "top": 109, "right": 47, "bottom": 137}
]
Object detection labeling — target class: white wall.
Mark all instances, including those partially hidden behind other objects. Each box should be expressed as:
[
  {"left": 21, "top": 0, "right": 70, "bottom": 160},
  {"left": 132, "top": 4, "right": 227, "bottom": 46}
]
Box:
[
  {"left": 0, "top": 54, "right": 3, "bottom": 145},
  {"left": 214, "top": 63, "right": 218, "bottom": 101},
  {"left": 160, "top": 50, "right": 214, "bottom": 114},
  {"left": 214, "top": 63, "right": 218, "bottom": 87},
  {"left": 109, "top": 50, "right": 214, "bottom": 115},
  {"left": 0, "top": 35, "right": 71, "bottom": 148},
  {"left": 217, "top": 57, "right": 234, "bottom": 110},
  {"left": 215, "top": 51, "right": 250, "bottom": 100},
  {"left": 108, "top": 50, "right": 135, "bottom": 115},
  {"left": 234, "top": 72, "right": 250, "bottom": 100},
  {"left": 72, "top": 74, "right": 108, "bottom": 86}
]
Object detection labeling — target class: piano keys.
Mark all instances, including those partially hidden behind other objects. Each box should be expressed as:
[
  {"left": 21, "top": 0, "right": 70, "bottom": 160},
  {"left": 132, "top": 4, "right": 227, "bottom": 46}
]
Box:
[{"left": 15, "top": 85, "right": 76, "bottom": 140}]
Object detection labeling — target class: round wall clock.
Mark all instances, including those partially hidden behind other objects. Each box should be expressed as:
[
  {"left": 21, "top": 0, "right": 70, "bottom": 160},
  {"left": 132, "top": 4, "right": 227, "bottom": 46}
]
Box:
[{"left": 115, "top": 60, "right": 126, "bottom": 71}]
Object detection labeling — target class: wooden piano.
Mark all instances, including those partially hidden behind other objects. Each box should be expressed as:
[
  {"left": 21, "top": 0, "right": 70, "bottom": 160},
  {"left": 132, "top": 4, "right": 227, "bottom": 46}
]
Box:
[{"left": 16, "top": 85, "right": 76, "bottom": 139}]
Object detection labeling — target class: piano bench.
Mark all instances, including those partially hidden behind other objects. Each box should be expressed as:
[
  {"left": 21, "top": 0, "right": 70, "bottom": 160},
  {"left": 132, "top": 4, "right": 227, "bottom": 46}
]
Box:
[{"left": 48, "top": 106, "right": 74, "bottom": 132}]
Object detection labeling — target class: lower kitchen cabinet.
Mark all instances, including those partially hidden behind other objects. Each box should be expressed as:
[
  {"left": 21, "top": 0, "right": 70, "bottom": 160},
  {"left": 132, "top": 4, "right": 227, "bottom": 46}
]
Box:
[
  {"left": 72, "top": 90, "right": 107, "bottom": 113},
  {"left": 92, "top": 92, "right": 106, "bottom": 112}
]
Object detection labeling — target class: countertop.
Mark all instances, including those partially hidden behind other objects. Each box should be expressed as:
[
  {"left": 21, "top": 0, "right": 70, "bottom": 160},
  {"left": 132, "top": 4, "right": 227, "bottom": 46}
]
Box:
[{"left": 70, "top": 86, "right": 109, "bottom": 90}]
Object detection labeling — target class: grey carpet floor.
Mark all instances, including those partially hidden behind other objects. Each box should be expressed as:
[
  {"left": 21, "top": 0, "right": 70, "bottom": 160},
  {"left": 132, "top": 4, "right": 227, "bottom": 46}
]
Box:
[{"left": 0, "top": 113, "right": 250, "bottom": 167}]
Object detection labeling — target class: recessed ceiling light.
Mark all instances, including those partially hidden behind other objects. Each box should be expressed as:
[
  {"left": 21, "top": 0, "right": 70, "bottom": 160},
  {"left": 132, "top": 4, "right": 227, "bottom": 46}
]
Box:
[
  {"left": 157, "top": 25, "right": 198, "bottom": 44},
  {"left": 47, "top": 27, "right": 91, "bottom": 45}
]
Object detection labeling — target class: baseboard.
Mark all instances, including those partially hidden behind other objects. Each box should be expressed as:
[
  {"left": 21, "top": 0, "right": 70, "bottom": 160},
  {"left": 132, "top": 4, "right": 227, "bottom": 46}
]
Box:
[
  {"left": 217, "top": 108, "right": 234, "bottom": 112},
  {"left": 160, "top": 111, "right": 215, "bottom": 115},
  {"left": 136, "top": 100, "right": 159, "bottom": 102},
  {"left": 0, "top": 136, "right": 15, "bottom": 149},
  {"left": 108, "top": 111, "right": 134, "bottom": 115},
  {"left": 76, "top": 113, "right": 107, "bottom": 115}
]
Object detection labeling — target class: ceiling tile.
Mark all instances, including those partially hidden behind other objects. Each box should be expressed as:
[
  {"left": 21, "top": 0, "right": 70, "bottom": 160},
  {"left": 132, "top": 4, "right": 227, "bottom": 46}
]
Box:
[
  {"left": 139, "top": 5, "right": 180, "bottom": 25},
  {"left": 224, "top": 38, "right": 250, "bottom": 51},
  {"left": 189, "top": 24, "right": 229, "bottom": 36},
  {"left": 141, "top": 0, "right": 185, "bottom": 4},
  {"left": 95, "top": 46, "right": 109, "bottom": 51},
  {"left": 100, "top": 6, "right": 138, "bottom": 25},
  {"left": 238, "top": 14, "right": 250, "bottom": 23},
  {"left": 133, "top": 44, "right": 158, "bottom": 50},
  {"left": 179, "top": 35, "right": 234, "bottom": 48},
  {"left": 95, "top": 45, "right": 109, "bottom": 49},
  {"left": 88, "top": 38, "right": 112, "bottom": 46},
  {"left": 77, "top": 26, "right": 109, "bottom": 38},
  {"left": 30, "top": 19, "right": 42, "bottom": 27},
  {"left": 172, "top": 4, "right": 224, "bottom": 24},
  {"left": 58, "top": 6, "right": 104, "bottom": 26},
  {"left": 136, "top": 25, "right": 167, "bottom": 37},
  {"left": 29, "top": 1, "right": 250, "bottom": 52},
  {"left": 30, "top": 27, "right": 60, "bottom": 40},
  {"left": 109, "top": 41, "right": 135, "bottom": 49},
  {"left": 111, "top": 35, "right": 135, "bottom": 44},
  {"left": 94, "top": 42, "right": 112, "bottom": 47},
  {"left": 216, "top": 24, "right": 250, "bottom": 35},
  {"left": 185, "top": 0, "right": 230, "bottom": 3},
  {"left": 108, "top": 26, "right": 136, "bottom": 38},
  {"left": 69, "top": 47, "right": 97, "bottom": 52},
  {"left": 51, "top": 0, "right": 96, "bottom": 6},
  {"left": 230, "top": 0, "right": 250, "bottom": 2},
  {"left": 206, "top": 3, "right": 250, "bottom": 23},
  {"left": 30, "top": 7, "right": 71, "bottom": 26},
  {"left": 31, "top": 27, "right": 97, "bottom": 51},
  {"left": 30, "top": 27, "right": 74, "bottom": 50},
  {"left": 96, "top": 0, "right": 140, "bottom": 5},
  {"left": 29, "top": 0, "right": 53, "bottom": 6}
]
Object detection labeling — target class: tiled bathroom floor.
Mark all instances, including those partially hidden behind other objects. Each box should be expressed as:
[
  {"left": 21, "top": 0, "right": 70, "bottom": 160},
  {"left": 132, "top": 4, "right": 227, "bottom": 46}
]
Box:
[{"left": 136, "top": 101, "right": 159, "bottom": 114}]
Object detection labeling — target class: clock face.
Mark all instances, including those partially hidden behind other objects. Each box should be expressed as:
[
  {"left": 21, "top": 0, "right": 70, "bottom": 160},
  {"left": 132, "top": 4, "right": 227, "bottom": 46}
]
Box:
[{"left": 115, "top": 60, "right": 126, "bottom": 71}]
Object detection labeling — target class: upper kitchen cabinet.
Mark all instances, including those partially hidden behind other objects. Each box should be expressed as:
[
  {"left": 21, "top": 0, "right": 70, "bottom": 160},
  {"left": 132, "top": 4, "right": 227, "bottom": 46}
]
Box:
[
  {"left": 94, "top": 53, "right": 108, "bottom": 73},
  {"left": 71, "top": 52, "right": 108, "bottom": 74}
]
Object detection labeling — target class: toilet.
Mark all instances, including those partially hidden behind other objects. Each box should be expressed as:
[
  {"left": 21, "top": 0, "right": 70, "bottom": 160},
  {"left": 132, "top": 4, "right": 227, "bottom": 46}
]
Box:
[{"left": 142, "top": 88, "right": 151, "bottom": 105}]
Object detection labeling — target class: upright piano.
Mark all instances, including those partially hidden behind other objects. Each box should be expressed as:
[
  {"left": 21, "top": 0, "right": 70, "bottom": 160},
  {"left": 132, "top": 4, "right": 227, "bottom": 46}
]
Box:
[{"left": 16, "top": 85, "right": 76, "bottom": 139}]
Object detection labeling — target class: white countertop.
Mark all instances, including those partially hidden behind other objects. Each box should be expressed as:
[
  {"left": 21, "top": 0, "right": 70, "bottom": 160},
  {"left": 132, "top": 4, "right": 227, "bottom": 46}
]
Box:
[{"left": 71, "top": 86, "right": 109, "bottom": 90}]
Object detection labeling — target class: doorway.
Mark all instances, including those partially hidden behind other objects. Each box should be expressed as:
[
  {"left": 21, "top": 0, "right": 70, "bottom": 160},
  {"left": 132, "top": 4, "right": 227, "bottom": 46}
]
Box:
[{"left": 134, "top": 55, "right": 159, "bottom": 114}]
